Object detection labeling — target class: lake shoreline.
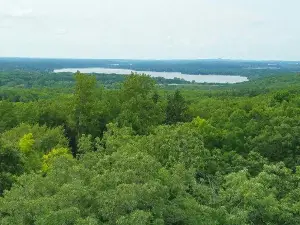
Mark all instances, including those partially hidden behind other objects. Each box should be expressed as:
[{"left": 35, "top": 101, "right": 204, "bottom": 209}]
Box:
[{"left": 54, "top": 67, "right": 249, "bottom": 84}]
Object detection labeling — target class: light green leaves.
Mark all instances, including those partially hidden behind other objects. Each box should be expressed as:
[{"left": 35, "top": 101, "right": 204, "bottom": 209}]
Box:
[{"left": 19, "top": 133, "right": 34, "bottom": 153}]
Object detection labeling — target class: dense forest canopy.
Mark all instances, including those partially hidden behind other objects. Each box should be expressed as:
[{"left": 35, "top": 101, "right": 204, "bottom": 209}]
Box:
[{"left": 1, "top": 59, "right": 300, "bottom": 224}]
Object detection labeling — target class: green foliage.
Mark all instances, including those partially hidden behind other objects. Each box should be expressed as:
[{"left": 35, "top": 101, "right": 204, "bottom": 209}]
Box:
[
  {"left": 117, "top": 73, "right": 165, "bottom": 134},
  {"left": 2, "top": 70, "right": 300, "bottom": 224},
  {"left": 220, "top": 163, "right": 300, "bottom": 224},
  {"left": 0, "top": 124, "right": 221, "bottom": 224},
  {"left": 0, "top": 101, "right": 18, "bottom": 133},
  {"left": 117, "top": 94, "right": 165, "bottom": 135},
  {"left": 1, "top": 124, "right": 68, "bottom": 154},
  {"left": 0, "top": 124, "right": 69, "bottom": 192},
  {"left": 121, "top": 73, "right": 156, "bottom": 100},
  {"left": 19, "top": 133, "right": 34, "bottom": 153},
  {"left": 273, "top": 90, "right": 291, "bottom": 103},
  {"left": 116, "top": 210, "right": 152, "bottom": 225},
  {"left": 74, "top": 72, "right": 98, "bottom": 136},
  {"left": 165, "top": 90, "right": 189, "bottom": 124},
  {"left": 0, "top": 145, "right": 24, "bottom": 195},
  {"left": 42, "top": 147, "right": 73, "bottom": 173},
  {"left": 77, "top": 134, "right": 94, "bottom": 157}
]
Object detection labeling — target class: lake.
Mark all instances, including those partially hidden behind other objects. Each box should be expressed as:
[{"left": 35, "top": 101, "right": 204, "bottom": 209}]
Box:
[{"left": 54, "top": 68, "right": 248, "bottom": 84}]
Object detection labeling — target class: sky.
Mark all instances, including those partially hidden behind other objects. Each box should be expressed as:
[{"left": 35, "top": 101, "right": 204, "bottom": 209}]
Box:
[{"left": 0, "top": 0, "right": 300, "bottom": 60}]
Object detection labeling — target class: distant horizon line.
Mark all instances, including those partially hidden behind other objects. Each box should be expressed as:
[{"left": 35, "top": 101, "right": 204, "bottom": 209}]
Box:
[{"left": 0, "top": 56, "right": 299, "bottom": 62}]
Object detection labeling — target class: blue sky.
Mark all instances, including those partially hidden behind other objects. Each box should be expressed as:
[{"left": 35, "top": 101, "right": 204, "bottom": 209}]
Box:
[{"left": 0, "top": 0, "right": 299, "bottom": 60}]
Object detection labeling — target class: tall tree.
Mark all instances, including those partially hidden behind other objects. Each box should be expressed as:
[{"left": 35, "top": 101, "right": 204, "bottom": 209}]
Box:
[
  {"left": 165, "top": 90, "right": 189, "bottom": 124},
  {"left": 74, "top": 71, "right": 97, "bottom": 137},
  {"left": 121, "top": 73, "right": 156, "bottom": 101},
  {"left": 117, "top": 74, "right": 164, "bottom": 134}
]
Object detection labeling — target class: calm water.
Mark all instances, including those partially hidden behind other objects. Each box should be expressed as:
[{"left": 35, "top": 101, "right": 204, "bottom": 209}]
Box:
[{"left": 54, "top": 68, "right": 248, "bottom": 84}]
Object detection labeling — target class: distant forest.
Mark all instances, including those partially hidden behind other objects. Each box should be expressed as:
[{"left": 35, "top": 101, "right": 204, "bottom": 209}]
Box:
[{"left": 1, "top": 58, "right": 300, "bottom": 79}]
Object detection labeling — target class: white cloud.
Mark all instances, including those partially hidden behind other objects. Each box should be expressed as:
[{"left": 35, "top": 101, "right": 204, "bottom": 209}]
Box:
[
  {"left": 9, "top": 8, "right": 33, "bottom": 17},
  {"left": 0, "top": 0, "right": 300, "bottom": 60},
  {"left": 54, "top": 28, "right": 68, "bottom": 35}
]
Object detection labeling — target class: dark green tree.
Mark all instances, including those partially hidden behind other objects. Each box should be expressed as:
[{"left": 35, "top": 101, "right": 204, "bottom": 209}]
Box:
[
  {"left": 117, "top": 74, "right": 165, "bottom": 134},
  {"left": 74, "top": 71, "right": 97, "bottom": 137},
  {"left": 165, "top": 90, "right": 189, "bottom": 124},
  {"left": 0, "top": 145, "right": 24, "bottom": 195}
]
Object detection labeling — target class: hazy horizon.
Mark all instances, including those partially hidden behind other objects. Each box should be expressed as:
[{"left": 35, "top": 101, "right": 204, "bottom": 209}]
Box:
[
  {"left": 1, "top": 57, "right": 300, "bottom": 62},
  {"left": 1, "top": 0, "right": 300, "bottom": 60}
]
